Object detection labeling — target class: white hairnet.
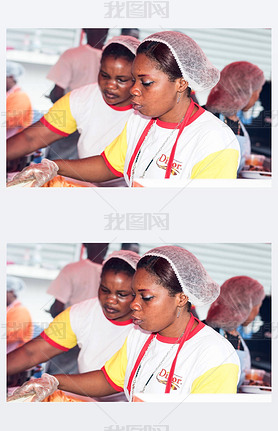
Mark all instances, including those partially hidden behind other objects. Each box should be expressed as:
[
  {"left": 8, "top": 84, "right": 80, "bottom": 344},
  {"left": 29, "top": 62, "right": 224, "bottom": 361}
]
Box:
[
  {"left": 206, "top": 276, "right": 265, "bottom": 331},
  {"left": 103, "top": 249, "right": 140, "bottom": 270},
  {"left": 6, "top": 61, "right": 25, "bottom": 79},
  {"left": 7, "top": 275, "right": 26, "bottom": 293},
  {"left": 142, "top": 31, "right": 220, "bottom": 92},
  {"left": 142, "top": 246, "right": 220, "bottom": 306},
  {"left": 103, "top": 35, "right": 140, "bottom": 56},
  {"left": 206, "top": 61, "right": 265, "bottom": 116}
]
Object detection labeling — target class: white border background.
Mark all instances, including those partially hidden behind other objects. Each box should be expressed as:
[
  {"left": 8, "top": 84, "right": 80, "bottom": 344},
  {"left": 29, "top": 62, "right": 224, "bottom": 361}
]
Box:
[{"left": 1, "top": 0, "right": 277, "bottom": 430}]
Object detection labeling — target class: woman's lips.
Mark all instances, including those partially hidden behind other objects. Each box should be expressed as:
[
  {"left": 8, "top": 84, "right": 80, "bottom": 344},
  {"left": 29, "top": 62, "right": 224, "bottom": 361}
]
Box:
[
  {"left": 131, "top": 101, "right": 143, "bottom": 110},
  {"left": 104, "top": 306, "right": 119, "bottom": 314},
  {"left": 104, "top": 91, "right": 118, "bottom": 100},
  {"left": 131, "top": 315, "right": 143, "bottom": 325}
]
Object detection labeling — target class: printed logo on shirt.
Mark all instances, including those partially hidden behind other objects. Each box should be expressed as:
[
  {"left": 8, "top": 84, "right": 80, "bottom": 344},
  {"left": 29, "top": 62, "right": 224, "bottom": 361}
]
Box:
[
  {"left": 156, "top": 368, "right": 183, "bottom": 390},
  {"left": 156, "top": 154, "right": 182, "bottom": 176}
]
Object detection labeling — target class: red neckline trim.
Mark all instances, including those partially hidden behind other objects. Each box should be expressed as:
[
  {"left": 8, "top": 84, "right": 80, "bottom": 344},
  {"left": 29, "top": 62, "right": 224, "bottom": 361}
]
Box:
[
  {"left": 156, "top": 319, "right": 205, "bottom": 344},
  {"left": 102, "top": 96, "right": 133, "bottom": 111},
  {"left": 155, "top": 104, "right": 204, "bottom": 129},
  {"left": 105, "top": 315, "right": 133, "bottom": 326}
]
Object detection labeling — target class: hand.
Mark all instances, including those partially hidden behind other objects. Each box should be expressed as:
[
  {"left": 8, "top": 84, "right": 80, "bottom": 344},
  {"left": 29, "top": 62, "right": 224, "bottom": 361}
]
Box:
[
  {"left": 7, "top": 159, "right": 59, "bottom": 187},
  {"left": 8, "top": 373, "right": 59, "bottom": 402}
]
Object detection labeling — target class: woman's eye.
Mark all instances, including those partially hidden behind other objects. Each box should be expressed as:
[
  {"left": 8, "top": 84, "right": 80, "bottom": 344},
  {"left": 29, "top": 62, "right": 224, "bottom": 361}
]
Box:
[
  {"left": 118, "top": 293, "right": 129, "bottom": 298},
  {"left": 142, "top": 296, "right": 154, "bottom": 301},
  {"left": 142, "top": 81, "right": 154, "bottom": 87},
  {"left": 100, "top": 287, "right": 109, "bottom": 293}
]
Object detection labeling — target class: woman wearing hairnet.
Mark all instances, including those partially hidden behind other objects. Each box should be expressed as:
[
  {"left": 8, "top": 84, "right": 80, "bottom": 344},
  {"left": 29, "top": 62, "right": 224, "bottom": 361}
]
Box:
[
  {"left": 9, "top": 31, "right": 240, "bottom": 187},
  {"left": 205, "top": 61, "right": 265, "bottom": 172},
  {"left": 9, "top": 246, "right": 240, "bottom": 402},
  {"left": 205, "top": 276, "right": 265, "bottom": 387}
]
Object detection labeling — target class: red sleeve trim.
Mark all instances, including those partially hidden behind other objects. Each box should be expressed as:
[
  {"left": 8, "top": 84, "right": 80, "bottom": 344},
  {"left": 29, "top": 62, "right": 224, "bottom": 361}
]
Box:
[
  {"left": 40, "top": 331, "right": 70, "bottom": 352},
  {"left": 101, "top": 366, "right": 124, "bottom": 392},
  {"left": 101, "top": 151, "right": 124, "bottom": 178},
  {"left": 40, "top": 116, "right": 70, "bottom": 137}
]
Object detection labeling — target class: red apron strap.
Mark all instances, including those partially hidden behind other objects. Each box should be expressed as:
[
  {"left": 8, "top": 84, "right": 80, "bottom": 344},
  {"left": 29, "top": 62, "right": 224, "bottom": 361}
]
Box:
[
  {"left": 127, "top": 332, "right": 156, "bottom": 394},
  {"left": 126, "top": 118, "right": 155, "bottom": 180},
  {"left": 165, "top": 313, "right": 196, "bottom": 393},
  {"left": 165, "top": 99, "right": 195, "bottom": 179}
]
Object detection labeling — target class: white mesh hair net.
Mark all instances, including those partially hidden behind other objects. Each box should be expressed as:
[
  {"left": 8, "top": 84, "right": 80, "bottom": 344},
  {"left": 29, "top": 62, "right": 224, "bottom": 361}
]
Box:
[
  {"left": 206, "top": 276, "right": 265, "bottom": 331},
  {"left": 6, "top": 61, "right": 25, "bottom": 79},
  {"left": 103, "top": 249, "right": 141, "bottom": 270},
  {"left": 103, "top": 35, "right": 140, "bottom": 56},
  {"left": 142, "top": 31, "right": 220, "bottom": 92},
  {"left": 206, "top": 61, "right": 265, "bottom": 116},
  {"left": 7, "top": 275, "right": 26, "bottom": 293},
  {"left": 142, "top": 246, "right": 220, "bottom": 306}
]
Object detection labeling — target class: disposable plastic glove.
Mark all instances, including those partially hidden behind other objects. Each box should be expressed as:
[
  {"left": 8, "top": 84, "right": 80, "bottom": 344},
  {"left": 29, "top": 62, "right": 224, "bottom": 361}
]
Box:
[
  {"left": 8, "top": 373, "right": 59, "bottom": 402},
  {"left": 7, "top": 159, "right": 59, "bottom": 187}
]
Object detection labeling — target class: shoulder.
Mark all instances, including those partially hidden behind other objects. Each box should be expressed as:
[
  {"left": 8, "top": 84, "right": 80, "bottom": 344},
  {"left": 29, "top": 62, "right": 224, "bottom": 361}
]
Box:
[{"left": 194, "top": 325, "right": 238, "bottom": 359}]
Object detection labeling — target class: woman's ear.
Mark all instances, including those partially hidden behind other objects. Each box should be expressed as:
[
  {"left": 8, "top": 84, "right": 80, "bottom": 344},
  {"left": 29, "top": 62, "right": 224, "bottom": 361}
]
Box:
[
  {"left": 177, "top": 293, "right": 189, "bottom": 307},
  {"left": 176, "top": 78, "right": 189, "bottom": 93}
]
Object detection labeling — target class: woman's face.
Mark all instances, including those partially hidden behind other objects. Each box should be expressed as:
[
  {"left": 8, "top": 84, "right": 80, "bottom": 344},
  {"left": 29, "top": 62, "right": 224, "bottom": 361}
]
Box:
[
  {"left": 130, "top": 53, "right": 183, "bottom": 122},
  {"left": 98, "top": 269, "right": 135, "bottom": 321},
  {"left": 242, "top": 87, "right": 262, "bottom": 112},
  {"left": 98, "top": 56, "right": 134, "bottom": 107},
  {"left": 130, "top": 268, "right": 181, "bottom": 337}
]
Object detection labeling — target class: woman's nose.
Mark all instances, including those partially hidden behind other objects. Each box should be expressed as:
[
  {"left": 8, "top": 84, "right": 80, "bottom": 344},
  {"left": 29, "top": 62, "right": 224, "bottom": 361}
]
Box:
[
  {"left": 106, "top": 79, "right": 117, "bottom": 89},
  {"left": 130, "top": 82, "right": 141, "bottom": 97},
  {"left": 130, "top": 298, "right": 142, "bottom": 311},
  {"left": 106, "top": 294, "right": 118, "bottom": 304}
]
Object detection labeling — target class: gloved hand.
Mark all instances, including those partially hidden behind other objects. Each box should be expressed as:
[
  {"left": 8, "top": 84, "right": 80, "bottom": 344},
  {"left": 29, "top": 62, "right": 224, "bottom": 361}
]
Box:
[
  {"left": 8, "top": 373, "right": 59, "bottom": 402},
  {"left": 7, "top": 159, "right": 59, "bottom": 187}
]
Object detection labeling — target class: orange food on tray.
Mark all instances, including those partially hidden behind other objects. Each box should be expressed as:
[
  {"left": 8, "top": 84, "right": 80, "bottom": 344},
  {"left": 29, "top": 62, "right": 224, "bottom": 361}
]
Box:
[
  {"left": 42, "top": 390, "right": 85, "bottom": 402},
  {"left": 42, "top": 175, "right": 87, "bottom": 187}
]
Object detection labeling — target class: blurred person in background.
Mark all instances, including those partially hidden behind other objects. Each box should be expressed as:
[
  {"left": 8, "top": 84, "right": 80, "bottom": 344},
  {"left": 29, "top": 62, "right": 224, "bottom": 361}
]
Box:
[
  {"left": 7, "top": 250, "right": 140, "bottom": 401},
  {"left": 205, "top": 61, "right": 265, "bottom": 173},
  {"left": 47, "top": 243, "right": 109, "bottom": 317},
  {"left": 7, "top": 275, "right": 33, "bottom": 354},
  {"left": 47, "top": 28, "right": 109, "bottom": 103},
  {"left": 205, "top": 276, "right": 265, "bottom": 387},
  {"left": 6, "top": 61, "right": 33, "bottom": 140}
]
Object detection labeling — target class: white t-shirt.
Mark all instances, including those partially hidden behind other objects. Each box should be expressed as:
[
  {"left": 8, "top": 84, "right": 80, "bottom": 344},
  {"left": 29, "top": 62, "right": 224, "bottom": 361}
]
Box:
[
  {"left": 103, "top": 322, "right": 240, "bottom": 401},
  {"left": 47, "top": 44, "right": 102, "bottom": 91},
  {"left": 103, "top": 106, "right": 241, "bottom": 186},
  {"left": 41, "top": 83, "right": 134, "bottom": 159},
  {"left": 42, "top": 297, "right": 134, "bottom": 401},
  {"left": 47, "top": 259, "right": 102, "bottom": 308},
  {"left": 70, "top": 83, "right": 133, "bottom": 158}
]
